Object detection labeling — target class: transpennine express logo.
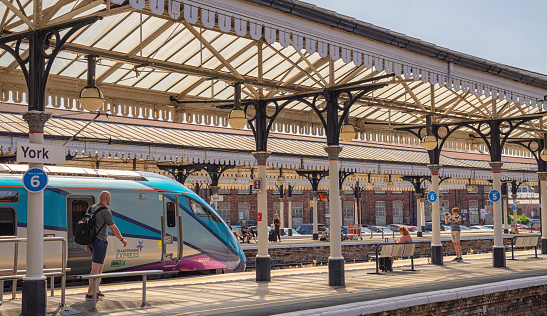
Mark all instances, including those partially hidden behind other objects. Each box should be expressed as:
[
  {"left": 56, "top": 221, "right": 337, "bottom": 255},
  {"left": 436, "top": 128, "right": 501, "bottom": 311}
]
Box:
[{"left": 136, "top": 240, "right": 143, "bottom": 251}]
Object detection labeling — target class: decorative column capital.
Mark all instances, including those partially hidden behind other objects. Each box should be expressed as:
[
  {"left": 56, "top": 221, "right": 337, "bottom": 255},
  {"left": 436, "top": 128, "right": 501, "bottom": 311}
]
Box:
[
  {"left": 286, "top": 197, "right": 293, "bottom": 202},
  {"left": 489, "top": 162, "right": 503, "bottom": 173},
  {"left": 324, "top": 145, "right": 343, "bottom": 160},
  {"left": 252, "top": 151, "right": 270, "bottom": 165},
  {"left": 311, "top": 191, "right": 319, "bottom": 198},
  {"left": 210, "top": 186, "right": 220, "bottom": 195},
  {"left": 538, "top": 172, "right": 547, "bottom": 181},
  {"left": 415, "top": 193, "right": 423, "bottom": 199},
  {"left": 427, "top": 164, "right": 441, "bottom": 175},
  {"left": 279, "top": 197, "right": 285, "bottom": 202},
  {"left": 23, "top": 111, "right": 50, "bottom": 132}
]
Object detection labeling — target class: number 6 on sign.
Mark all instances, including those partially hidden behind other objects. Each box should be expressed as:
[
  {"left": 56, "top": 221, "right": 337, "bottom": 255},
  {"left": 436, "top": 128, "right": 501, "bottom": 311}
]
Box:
[{"left": 23, "top": 168, "right": 49, "bottom": 193}]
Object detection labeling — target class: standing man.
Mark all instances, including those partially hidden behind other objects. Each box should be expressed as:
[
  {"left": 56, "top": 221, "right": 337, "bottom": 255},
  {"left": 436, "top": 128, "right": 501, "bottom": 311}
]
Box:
[
  {"left": 445, "top": 207, "right": 463, "bottom": 262},
  {"left": 273, "top": 214, "right": 281, "bottom": 242},
  {"left": 85, "top": 191, "right": 127, "bottom": 300}
]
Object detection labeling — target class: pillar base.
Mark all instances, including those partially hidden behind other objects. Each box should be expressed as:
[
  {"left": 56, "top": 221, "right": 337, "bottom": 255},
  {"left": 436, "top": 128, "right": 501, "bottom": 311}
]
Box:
[
  {"left": 504, "top": 229, "right": 509, "bottom": 234},
  {"left": 493, "top": 246, "right": 506, "bottom": 268},
  {"left": 255, "top": 256, "right": 271, "bottom": 282},
  {"left": 312, "top": 233, "right": 319, "bottom": 240},
  {"left": 22, "top": 279, "right": 47, "bottom": 316},
  {"left": 421, "top": 226, "right": 426, "bottom": 232},
  {"left": 542, "top": 238, "right": 547, "bottom": 255},
  {"left": 431, "top": 245, "right": 443, "bottom": 265},
  {"left": 288, "top": 229, "right": 292, "bottom": 236},
  {"left": 328, "top": 258, "right": 345, "bottom": 287},
  {"left": 417, "top": 231, "right": 423, "bottom": 237}
]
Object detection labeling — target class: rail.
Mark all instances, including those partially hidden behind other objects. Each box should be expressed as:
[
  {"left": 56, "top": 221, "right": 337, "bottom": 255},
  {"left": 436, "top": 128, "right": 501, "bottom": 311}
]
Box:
[
  {"left": 76, "top": 270, "right": 163, "bottom": 310},
  {"left": 509, "top": 235, "right": 540, "bottom": 260},
  {"left": 367, "top": 242, "right": 417, "bottom": 275},
  {"left": 0, "top": 237, "right": 68, "bottom": 306}
]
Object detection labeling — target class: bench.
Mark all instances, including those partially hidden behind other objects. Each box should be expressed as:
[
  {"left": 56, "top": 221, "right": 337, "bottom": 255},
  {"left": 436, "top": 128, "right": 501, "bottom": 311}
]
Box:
[
  {"left": 509, "top": 235, "right": 540, "bottom": 260},
  {"left": 0, "top": 268, "right": 71, "bottom": 306},
  {"left": 76, "top": 269, "right": 163, "bottom": 310},
  {"left": 367, "top": 242, "right": 417, "bottom": 274}
]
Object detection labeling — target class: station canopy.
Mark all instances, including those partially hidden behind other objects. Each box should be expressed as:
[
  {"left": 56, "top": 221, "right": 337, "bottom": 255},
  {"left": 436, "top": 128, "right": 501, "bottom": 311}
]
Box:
[{"left": 0, "top": 0, "right": 546, "bottom": 188}]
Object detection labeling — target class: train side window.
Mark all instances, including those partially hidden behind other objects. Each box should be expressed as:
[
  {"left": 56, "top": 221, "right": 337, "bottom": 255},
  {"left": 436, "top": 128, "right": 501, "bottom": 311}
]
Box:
[
  {"left": 0, "top": 207, "right": 16, "bottom": 236},
  {"left": 166, "top": 201, "right": 176, "bottom": 227},
  {"left": 0, "top": 191, "right": 18, "bottom": 203},
  {"left": 71, "top": 199, "right": 90, "bottom": 233}
]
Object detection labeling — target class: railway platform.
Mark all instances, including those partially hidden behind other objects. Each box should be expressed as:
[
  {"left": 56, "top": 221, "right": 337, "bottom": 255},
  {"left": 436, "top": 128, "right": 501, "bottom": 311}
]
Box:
[{"left": 0, "top": 250, "right": 545, "bottom": 315}]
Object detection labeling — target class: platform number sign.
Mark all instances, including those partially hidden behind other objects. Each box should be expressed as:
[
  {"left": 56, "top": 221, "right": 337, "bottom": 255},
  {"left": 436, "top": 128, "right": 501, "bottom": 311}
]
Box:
[
  {"left": 462, "top": 213, "right": 467, "bottom": 220},
  {"left": 23, "top": 168, "right": 49, "bottom": 193},
  {"left": 511, "top": 205, "right": 516, "bottom": 211},
  {"left": 427, "top": 191, "right": 438, "bottom": 203},
  {"left": 489, "top": 190, "right": 501, "bottom": 203}
]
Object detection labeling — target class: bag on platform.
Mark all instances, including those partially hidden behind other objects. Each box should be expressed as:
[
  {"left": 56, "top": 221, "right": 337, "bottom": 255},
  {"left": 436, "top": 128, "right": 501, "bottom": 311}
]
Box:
[{"left": 74, "top": 206, "right": 107, "bottom": 245}]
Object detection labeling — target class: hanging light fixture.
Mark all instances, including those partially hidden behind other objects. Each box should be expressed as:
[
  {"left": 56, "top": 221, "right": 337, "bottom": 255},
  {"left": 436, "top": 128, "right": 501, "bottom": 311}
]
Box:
[
  {"left": 227, "top": 83, "right": 247, "bottom": 130},
  {"left": 366, "top": 173, "right": 374, "bottom": 190},
  {"left": 421, "top": 116, "right": 438, "bottom": 151},
  {"left": 277, "top": 168, "right": 285, "bottom": 185},
  {"left": 339, "top": 115, "right": 356, "bottom": 142},
  {"left": 467, "top": 170, "right": 476, "bottom": 192},
  {"left": 79, "top": 55, "right": 104, "bottom": 112},
  {"left": 387, "top": 174, "right": 394, "bottom": 189}
]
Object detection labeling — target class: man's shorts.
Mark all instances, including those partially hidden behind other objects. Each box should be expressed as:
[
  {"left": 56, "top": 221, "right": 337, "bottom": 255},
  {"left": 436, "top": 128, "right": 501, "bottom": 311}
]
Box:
[
  {"left": 451, "top": 231, "right": 461, "bottom": 243},
  {"left": 90, "top": 238, "right": 108, "bottom": 264}
]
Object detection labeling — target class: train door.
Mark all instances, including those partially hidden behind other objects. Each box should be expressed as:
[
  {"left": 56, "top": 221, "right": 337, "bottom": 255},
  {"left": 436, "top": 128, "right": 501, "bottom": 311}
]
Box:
[
  {"left": 66, "top": 195, "right": 95, "bottom": 274},
  {"left": 161, "top": 195, "right": 183, "bottom": 267}
]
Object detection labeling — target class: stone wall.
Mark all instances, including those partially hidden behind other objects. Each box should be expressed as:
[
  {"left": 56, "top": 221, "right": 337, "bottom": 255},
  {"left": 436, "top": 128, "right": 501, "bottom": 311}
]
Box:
[{"left": 243, "top": 236, "right": 539, "bottom": 267}]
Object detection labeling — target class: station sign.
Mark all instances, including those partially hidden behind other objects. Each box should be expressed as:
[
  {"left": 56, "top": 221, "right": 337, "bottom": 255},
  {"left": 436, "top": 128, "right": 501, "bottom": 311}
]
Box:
[
  {"left": 17, "top": 143, "right": 65, "bottom": 165},
  {"left": 23, "top": 168, "right": 49, "bottom": 193},
  {"left": 489, "top": 190, "right": 501, "bottom": 203},
  {"left": 427, "top": 191, "right": 438, "bottom": 203},
  {"left": 210, "top": 195, "right": 223, "bottom": 202},
  {"left": 252, "top": 179, "right": 262, "bottom": 192}
]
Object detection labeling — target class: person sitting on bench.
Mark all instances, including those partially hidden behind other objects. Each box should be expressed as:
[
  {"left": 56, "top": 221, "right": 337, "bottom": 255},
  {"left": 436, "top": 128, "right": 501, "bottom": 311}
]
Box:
[
  {"left": 227, "top": 221, "right": 240, "bottom": 239},
  {"left": 391, "top": 226, "right": 412, "bottom": 266},
  {"left": 240, "top": 222, "right": 251, "bottom": 243}
]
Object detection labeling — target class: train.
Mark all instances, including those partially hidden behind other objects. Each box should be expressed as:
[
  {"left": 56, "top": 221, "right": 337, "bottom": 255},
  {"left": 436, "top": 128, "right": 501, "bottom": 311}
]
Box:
[{"left": 0, "top": 164, "right": 245, "bottom": 275}]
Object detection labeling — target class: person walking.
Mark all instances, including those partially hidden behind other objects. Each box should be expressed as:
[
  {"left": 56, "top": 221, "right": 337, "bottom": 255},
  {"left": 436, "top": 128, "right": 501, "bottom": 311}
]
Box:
[
  {"left": 84, "top": 191, "right": 127, "bottom": 300},
  {"left": 273, "top": 214, "right": 281, "bottom": 242},
  {"left": 445, "top": 207, "right": 463, "bottom": 262}
]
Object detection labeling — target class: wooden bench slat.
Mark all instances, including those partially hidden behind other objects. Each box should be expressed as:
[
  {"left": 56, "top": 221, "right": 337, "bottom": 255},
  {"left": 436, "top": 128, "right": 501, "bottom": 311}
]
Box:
[
  {"left": 379, "top": 244, "right": 393, "bottom": 257},
  {"left": 391, "top": 244, "right": 404, "bottom": 257},
  {"left": 402, "top": 243, "right": 415, "bottom": 257}
]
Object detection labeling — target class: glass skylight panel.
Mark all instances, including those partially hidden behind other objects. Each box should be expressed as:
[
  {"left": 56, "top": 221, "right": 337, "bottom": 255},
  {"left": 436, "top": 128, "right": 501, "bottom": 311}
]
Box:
[
  {"left": 114, "top": 18, "right": 161, "bottom": 54},
  {"left": 94, "top": 13, "right": 141, "bottom": 51},
  {"left": 134, "top": 71, "right": 170, "bottom": 90},
  {"left": 167, "top": 76, "right": 200, "bottom": 94},
  {"left": 150, "top": 73, "right": 183, "bottom": 91},
  {"left": 101, "top": 68, "right": 131, "bottom": 84}
]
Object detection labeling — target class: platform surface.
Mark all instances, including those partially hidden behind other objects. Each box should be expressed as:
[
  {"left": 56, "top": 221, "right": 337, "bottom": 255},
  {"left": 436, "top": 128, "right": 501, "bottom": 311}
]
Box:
[{"left": 0, "top": 249, "right": 545, "bottom": 316}]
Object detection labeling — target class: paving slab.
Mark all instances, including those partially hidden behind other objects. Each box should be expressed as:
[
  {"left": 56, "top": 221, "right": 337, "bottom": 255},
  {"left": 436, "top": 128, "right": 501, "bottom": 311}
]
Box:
[{"left": 0, "top": 250, "right": 545, "bottom": 316}]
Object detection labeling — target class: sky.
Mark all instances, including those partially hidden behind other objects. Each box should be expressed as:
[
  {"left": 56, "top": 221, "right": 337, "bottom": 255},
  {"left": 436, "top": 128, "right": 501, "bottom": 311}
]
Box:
[{"left": 311, "top": 0, "right": 547, "bottom": 75}]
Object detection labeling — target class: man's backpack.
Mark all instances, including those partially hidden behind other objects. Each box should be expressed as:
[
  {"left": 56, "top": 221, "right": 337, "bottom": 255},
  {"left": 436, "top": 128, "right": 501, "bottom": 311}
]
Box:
[{"left": 73, "top": 205, "right": 107, "bottom": 245}]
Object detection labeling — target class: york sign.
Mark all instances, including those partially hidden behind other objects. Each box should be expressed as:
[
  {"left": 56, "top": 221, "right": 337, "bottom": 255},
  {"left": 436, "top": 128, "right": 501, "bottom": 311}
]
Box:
[{"left": 17, "top": 143, "right": 66, "bottom": 165}]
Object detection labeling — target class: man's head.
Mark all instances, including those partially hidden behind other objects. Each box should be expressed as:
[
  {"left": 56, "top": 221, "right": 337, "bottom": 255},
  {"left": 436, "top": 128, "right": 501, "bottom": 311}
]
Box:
[
  {"left": 226, "top": 221, "right": 231, "bottom": 225},
  {"left": 452, "top": 207, "right": 460, "bottom": 215},
  {"left": 242, "top": 221, "right": 246, "bottom": 226},
  {"left": 100, "top": 191, "right": 111, "bottom": 205}
]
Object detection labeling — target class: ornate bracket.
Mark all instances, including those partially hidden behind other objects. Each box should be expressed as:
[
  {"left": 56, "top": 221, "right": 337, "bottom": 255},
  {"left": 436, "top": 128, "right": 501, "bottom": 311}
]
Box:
[
  {"left": 296, "top": 170, "right": 328, "bottom": 192},
  {"left": 508, "top": 138, "right": 546, "bottom": 172},
  {"left": 157, "top": 163, "right": 235, "bottom": 186}
]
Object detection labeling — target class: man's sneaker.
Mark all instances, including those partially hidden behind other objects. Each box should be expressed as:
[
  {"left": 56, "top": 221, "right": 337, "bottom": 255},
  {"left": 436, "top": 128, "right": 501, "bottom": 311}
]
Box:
[
  {"left": 457, "top": 257, "right": 464, "bottom": 262},
  {"left": 451, "top": 257, "right": 459, "bottom": 261},
  {"left": 97, "top": 292, "right": 105, "bottom": 297},
  {"left": 85, "top": 294, "right": 103, "bottom": 301}
]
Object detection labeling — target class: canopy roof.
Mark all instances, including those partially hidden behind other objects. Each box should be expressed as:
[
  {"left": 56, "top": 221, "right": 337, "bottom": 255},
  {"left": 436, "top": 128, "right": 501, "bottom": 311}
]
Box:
[{"left": 0, "top": 0, "right": 546, "bottom": 154}]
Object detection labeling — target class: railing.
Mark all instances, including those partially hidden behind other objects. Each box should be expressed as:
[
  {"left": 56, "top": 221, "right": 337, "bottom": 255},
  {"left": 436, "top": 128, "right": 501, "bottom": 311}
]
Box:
[
  {"left": 0, "top": 237, "right": 68, "bottom": 306},
  {"left": 76, "top": 270, "right": 163, "bottom": 310}
]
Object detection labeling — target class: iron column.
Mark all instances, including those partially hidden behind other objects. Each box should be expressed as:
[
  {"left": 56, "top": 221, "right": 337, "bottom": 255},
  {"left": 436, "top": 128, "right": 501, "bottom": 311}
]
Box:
[
  {"left": 428, "top": 164, "right": 443, "bottom": 265},
  {"left": 325, "top": 145, "right": 344, "bottom": 286},
  {"left": 491, "top": 162, "right": 506, "bottom": 267},
  {"left": 539, "top": 172, "right": 547, "bottom": 253},
  {"left": 312, "top": 191, "right": 319, "bottom": 240},
  {"left": 253, "top": 151, "right": 271, "bottom": 281}
]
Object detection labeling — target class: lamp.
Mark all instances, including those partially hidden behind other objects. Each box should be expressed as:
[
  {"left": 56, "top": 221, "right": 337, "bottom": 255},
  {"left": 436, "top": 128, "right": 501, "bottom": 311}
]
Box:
[
  {"left": 387, "top": 174, "right": 394, "bottom": 189},
  {"left": 79, "top": 55, "right": 104, "bottom": 112},
  {"left": 228, "top": 83, "right": 247, "bottom": 129},
  {"left": 339, "top": 115, "right": 356, "bottom": 142},
  {"left": 366, "top": 173, "right": 373, "bottom": 190},
  {"left": 421, "top": 116, "right": 438, "bottom": 151},
  {"left": 277, "top": 170, "right": 285, "bottom": 185}
]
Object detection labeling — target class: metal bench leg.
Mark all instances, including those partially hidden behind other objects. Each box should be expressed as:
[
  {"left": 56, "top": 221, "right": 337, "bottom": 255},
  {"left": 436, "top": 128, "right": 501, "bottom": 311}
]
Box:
[
  {"left": 92, "top": 278, "right": 98, "bottom": 310},
  {"left": 402, "top": 256, "right": 418, "bottom": 272},
  {"left": 1, "top": 280, "right": 4, "bottom": 305},
  {"left": 11, "top": 279, "right": 16, "bottom": 300},
  {"left": 61, "top": 275, "right": 66, "bottom": 307},
  {"left": 142, "top": 275, "right": 147, "bottom": 307},
  {"left": 50, "top": 276, "right": 54, "bottom": 297}
]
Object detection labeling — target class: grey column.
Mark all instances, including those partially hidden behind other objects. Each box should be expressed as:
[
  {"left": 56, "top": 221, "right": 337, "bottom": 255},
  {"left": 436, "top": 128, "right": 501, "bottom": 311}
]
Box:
[
  {"left": 428, "top": 164, "right": 443, "bottom": 265},
  {"left": 312, "top": 191, "right": 319, "bottom": 240},
  {"left": 415, "top": 193, "right": 423, "bottom": 237},
  {"left": 502, "top": 194, "right": 509, "bottom": 234},
  {"left": 325, "top": 146, "right": 344, "bottom": 286},
  {"left": 22, "top": 111, "right": 50, "bottom": 315},
  {"left": 539, "top": 172, "right": 547, "bottom": 254},
  {"left": 287, "top": 197, "right": 293, "bottom": 236},
  {"left": 253, "top": 151, "right": 271, "bottom": 281},
  {"left": 279, "top": 197, "right": 285, "bottom": 231},
  {"left": 490, "top": 162, "right": 505, "bottom": 268}
]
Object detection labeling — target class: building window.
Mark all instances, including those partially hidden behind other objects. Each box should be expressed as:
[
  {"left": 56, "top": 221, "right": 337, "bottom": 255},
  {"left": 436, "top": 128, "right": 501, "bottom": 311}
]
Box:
[
  {"left": 324, "top": 201, "right": 330, "bottom": 226},
  {"left": 391, "top": 190, "right": 403, "bottom": 195},
  {"left": 484, "top": 200, "right": 493, "bottom": 225},
  {"left": 484, "top": 186, "right": 493, "bottom": 194},
  {"left": 469, "top": 200, "right": 479, "bottom": 225},
  {"left": 424, "top": 201, "right": 431, "bottom": 222},
  {"left": 217, "top": 202, "right": 230, "bottom": 222},
  {"left": 467, "top": 186, "right": 479, "bottom": 194},
  {"left": 342, "top": 190, "right": 354, "bottom": 195},
  {"left": 292, "top": 201, "right": 303, "bottom": 227},
  {"left": 238, "top": 187, "right": 250, "bottom": 195},
  {"left": 238, "top": 202, "right": 250, "bottom": 220},
  {"left": 343, "top": 200, "right": 354, "bottom": 225},
  {"left": 375, "top": 201, "right": 386, "bottom": 226},
  {"left": 218, "top": 188, "right": 231, "bottom": 195},
  {"left": 375, "top": 190, "right": 386, "bottom": 195},
  {"left": 273, "top": 202, "right": 280, "bottom": 216},
  {"left": 0, "top": 207, "right": 16, "bottom": 236},
  {"left": 292, "top": 188, "right": 304, "bottom": 195},
  {"left": 440, "top": 200, "right": 450, "bottom": 217},
  {"left": 393, "top": 200, "right": 403, "bottom": 224},
  {"left": 0, "top": 191, "right": 18, "bottom": 203}
]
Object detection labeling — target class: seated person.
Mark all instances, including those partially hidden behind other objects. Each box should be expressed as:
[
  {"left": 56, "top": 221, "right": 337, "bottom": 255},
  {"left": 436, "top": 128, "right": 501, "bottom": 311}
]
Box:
[
  {"left": 227, "top": 221, "right": 240, "bottom": 239},
  {"left": 320, "top": 227, "right": 330, "bottom": 241},
  {"left": 240, "top": 222, "right": 251, "bottom": 243},
  {"left": 392, "top": 226, "right": 413, "bottom": 265}
]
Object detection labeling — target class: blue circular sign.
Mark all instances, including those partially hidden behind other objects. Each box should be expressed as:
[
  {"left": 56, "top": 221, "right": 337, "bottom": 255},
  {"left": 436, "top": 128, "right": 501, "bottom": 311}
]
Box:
[
  {"left": 511, "top": 205, "right": 516, "bottom": 211},
  {"left": 427, "top": 191, "right": 438, "bottom": 203},
  {"left": 462, "top": 213, "right": 467, "bottom": 219},
  {"left": 489, "top": 189, "right": 501, "bottom": 203},
  {"left": 210, "top": 203, "right": 216, "bottom": 210},
  {"left": 23, "top": 168, "right": 48, "bottom": 193}
]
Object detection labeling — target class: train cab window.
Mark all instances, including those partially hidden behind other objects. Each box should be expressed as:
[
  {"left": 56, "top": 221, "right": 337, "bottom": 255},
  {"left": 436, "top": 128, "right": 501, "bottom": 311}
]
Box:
[
  {"left": 0, "top": 207, "right": 16, "bottom": 236},
  {"left": 0, "top": 191, "right": 18, "bottom": 203},
  {"left": 71, "top": 200, "right": 90, "bottom": 232},
  {"left": 187, "top": 198, "right": 222, "bottom": 223},
  {"left": 166, "top": 201, "right": 176, "bottom": 227}
]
